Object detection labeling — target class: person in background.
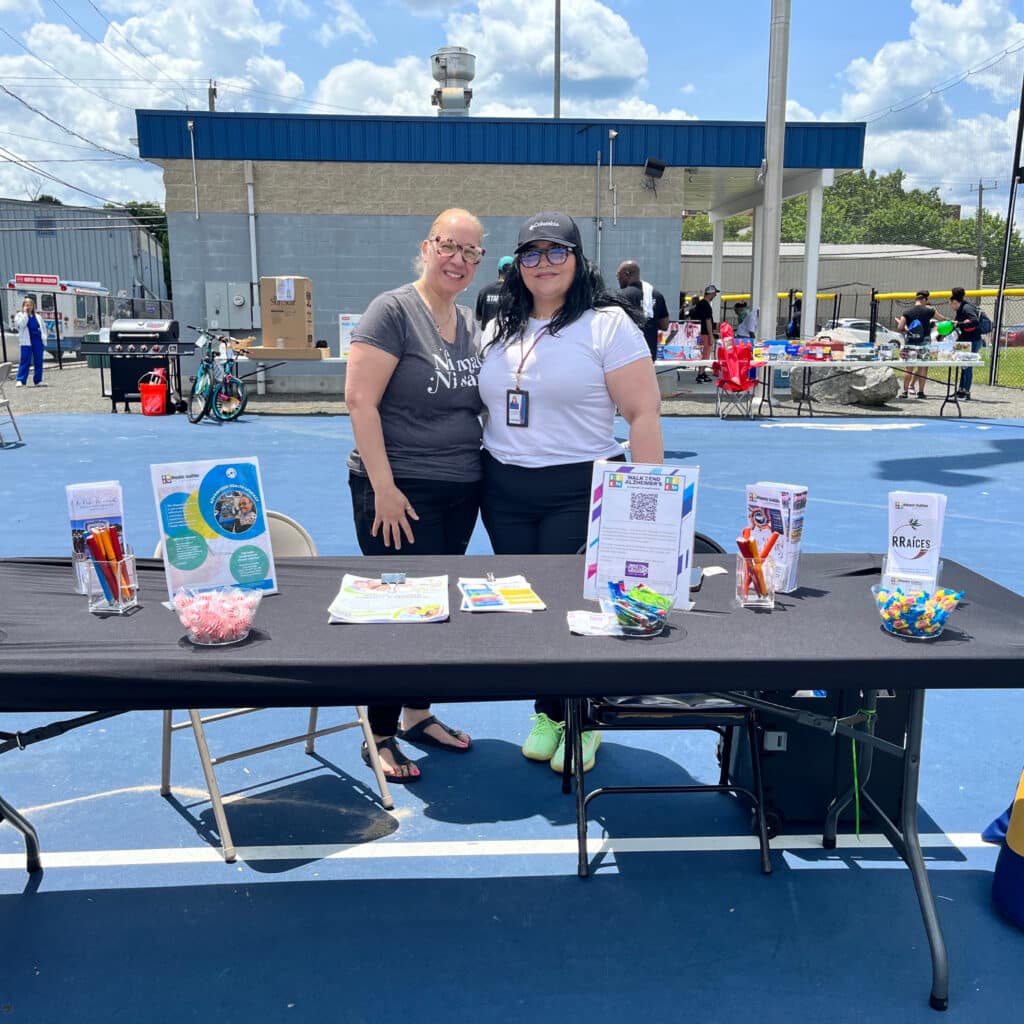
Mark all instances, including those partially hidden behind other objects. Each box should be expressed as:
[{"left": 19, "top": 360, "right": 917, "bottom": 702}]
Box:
[
  {"left": 615, "top": 260, "right": 670, "bottom": 360},
  {"left": 14, "top": 297, "right": 46, "bottom": 387},
  {"left": 478, "top": 211, "right": 663, "bottom": 776},
  {"left": 734, "top": 300, "right": 757, "bottom": 339},
  {"left": 475, "top": 255, "right": 514, "bottom": 330},
  {"left": 689, "top": 284, "right": 718, "bottom": 382},
  {"left": 786, "top": 297, "right": 802, "bottom": 339},
  {"left": 951, "top": 286, "right": 982, "bottom": 400},
  {"left": 896, "top": 289, "right": 937, "bottom": 400},
  {"left": 344, "top": 207, "right": 484, "bottom": 782}
]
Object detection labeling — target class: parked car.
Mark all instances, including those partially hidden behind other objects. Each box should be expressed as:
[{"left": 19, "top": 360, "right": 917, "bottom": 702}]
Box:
[
  {"left": 1000, "top": 324, "right": 1024, "bottom": 347},
  {"left": 820, "top": 319, "right": 903, "bottom": 345}
]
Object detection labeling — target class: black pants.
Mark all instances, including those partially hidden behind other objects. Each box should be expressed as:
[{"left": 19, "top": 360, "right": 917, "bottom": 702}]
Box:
[
  {"left": 349, "top": 471, "right": 481, "bottom": 736},
  {"left": 481, "top": 450, "right": 619, "bottom": 721}
]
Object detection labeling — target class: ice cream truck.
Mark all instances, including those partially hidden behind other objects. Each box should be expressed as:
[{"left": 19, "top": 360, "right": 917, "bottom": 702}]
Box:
[{"left": 4, "top": 273, "right": 112, "bottom": 357}]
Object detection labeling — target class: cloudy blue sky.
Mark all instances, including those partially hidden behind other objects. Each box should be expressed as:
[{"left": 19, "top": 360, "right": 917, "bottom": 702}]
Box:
[{"left": 0, "top": 0, "right": 1022, "bottom": 214}]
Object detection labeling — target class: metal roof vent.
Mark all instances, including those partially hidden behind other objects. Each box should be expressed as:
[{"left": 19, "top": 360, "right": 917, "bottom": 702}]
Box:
[{"left": 431, "top": 46, "right": 475, "bottom": 116}]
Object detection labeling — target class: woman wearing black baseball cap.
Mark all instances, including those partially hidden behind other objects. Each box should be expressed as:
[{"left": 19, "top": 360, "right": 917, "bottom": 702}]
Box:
[{"left": 478, "top": 211, "right": 663, "bottom": 774}]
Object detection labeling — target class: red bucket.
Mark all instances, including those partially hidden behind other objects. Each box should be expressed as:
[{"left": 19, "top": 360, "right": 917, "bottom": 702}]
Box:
[{"left": 138, "top": 368, "right": 168, "bottom": 416}]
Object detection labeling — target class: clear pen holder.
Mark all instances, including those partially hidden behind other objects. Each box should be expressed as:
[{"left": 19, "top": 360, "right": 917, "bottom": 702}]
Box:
[
  {"left": 87, "top": 549, "right": 138, "bottom": 615},
  {"left": 72, "top": 552, "right": 90, "bottom": 594},
  {"left": 736, "top": 554, "right": 776, "bottom": 609}
]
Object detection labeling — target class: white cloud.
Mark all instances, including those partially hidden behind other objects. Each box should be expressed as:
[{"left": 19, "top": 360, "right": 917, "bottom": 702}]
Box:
[
  {"left": 277, "top": 0, "right": 313, "bottom": 15},
  {"left": 316, "top": 0, "right": 374, "bottom": 46},
  {"left": 314, "top": 56, "right": 435, "bottom": 115},
  {"left": 0, "top": 0, "right": 41, "bottom": 13}
]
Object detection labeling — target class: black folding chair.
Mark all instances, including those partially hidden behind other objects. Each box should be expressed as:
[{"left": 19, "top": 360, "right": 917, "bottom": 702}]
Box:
[{"left": 564, "top": 531, "right": 773, "bottom": 878}]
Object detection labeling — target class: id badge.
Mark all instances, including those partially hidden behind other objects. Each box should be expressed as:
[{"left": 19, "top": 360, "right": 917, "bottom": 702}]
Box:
[{"left": 506, "top": 388, "right": 529, "bottom": 427}]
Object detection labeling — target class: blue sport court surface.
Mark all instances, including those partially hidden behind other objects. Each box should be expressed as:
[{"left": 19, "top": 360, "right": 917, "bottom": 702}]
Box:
[{"left": 1, "top": 412, "right": 1022, "bottom": 1023}]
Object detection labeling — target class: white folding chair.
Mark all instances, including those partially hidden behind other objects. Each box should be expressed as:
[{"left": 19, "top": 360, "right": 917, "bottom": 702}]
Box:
[
  {"left": 157, "top": 509, "right": 393, "bottom": 862},
  {"left": 0, "top": 363, "right": 24, "bottom": 446}
]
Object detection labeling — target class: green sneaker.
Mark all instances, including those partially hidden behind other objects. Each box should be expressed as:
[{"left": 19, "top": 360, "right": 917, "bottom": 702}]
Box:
[
  {"left": 522, "top": 713, "right": 564, "bottom": 761},
  {"left": 550, "top": 730, "right": 601, "bottom": 774}
]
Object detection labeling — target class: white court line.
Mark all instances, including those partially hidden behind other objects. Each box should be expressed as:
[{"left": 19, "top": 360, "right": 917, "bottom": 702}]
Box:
[{"left": 0, "top": 833, "right": 992, "bottom": 872}]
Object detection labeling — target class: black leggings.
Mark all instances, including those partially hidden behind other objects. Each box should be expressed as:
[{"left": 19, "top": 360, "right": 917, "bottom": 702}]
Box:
[
  {"left": 349, "top": 471, "right": 481, "bottom": 736},
  {"left": 481, "top": 450, "right": 618, "bottom": 721}
]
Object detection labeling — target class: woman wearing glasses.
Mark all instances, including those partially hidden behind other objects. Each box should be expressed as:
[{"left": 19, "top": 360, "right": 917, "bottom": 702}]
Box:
[
  {"left": 478, "top": 211, "right": 663, "bottom": 774},
  {"left": 345, "top": 207, "right": 485, "bottom": 781}
]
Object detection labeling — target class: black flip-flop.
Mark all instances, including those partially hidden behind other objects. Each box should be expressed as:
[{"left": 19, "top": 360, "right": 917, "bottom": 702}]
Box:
[
  {"left": 397, "top": 715, "right": 472, "bottom": 752},
  {"left": 361, "top": 737, "right": 421, "bottom": 783}
]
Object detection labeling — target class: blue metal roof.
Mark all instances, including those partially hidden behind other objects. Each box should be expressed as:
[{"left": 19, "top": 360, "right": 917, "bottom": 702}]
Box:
[{"left": 136, "top": 110, "right": 864, "bottom": 170}]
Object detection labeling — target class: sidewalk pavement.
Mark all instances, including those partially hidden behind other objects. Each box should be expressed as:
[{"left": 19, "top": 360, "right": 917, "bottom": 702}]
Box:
[{"left": 7, "top": 355, "right": 1024, "bottom": 419}]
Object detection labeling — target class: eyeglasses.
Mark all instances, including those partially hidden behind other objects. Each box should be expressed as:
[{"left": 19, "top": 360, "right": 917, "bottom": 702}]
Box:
[
  {"left": 431, "top": 237, "right": 485, "bottom": 264},
  {"left": 519, "top": 246, "right": 574, "bottom": 269}
]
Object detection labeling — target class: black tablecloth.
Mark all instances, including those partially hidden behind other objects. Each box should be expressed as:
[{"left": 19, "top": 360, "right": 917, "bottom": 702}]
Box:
[{"left": 2, "top": 554, "right": 1022, "bottom": 712}]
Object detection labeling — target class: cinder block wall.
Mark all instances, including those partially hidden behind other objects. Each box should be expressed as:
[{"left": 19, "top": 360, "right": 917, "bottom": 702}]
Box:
[{"left": 159, "top": 159, "right": 683, "bottom": 375}]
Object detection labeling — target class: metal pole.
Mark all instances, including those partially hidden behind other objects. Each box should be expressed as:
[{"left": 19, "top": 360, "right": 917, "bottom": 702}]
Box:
[
  {"left": 553, "top": 0, "right": 561, "bottom": 119},
  {"left": 991, "top": 68, "right": 1024, "bottom": 386},
  {"left": 0, "top": 309, "right": 7, "bottom": 363},
  {"left": 187, "top": 120, "right": 200, "bottom": 221},
  {"left": 758, "top": 0, "right": 791, "bottom": 341},
  {"left": 976, "top": 179, "right": 985, "bottom": 289},
  {"left": 595, "top": 150, "right": 602, "bottom": 269}
]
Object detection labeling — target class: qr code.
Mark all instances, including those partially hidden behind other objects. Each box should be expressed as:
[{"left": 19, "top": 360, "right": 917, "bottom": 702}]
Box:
[{"left": 628, "top": 491, "right": 659, "bottom": 522}]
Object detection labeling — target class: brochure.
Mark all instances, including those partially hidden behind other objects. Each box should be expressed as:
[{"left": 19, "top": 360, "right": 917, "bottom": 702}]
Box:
[
  {"left": 458, "top": 575, "right": 546, "bottom": 612},
  {"left": 150, "top": 457, "right": 277, "bottom": 599},
  {"left": 338, "top": 313, "right": 361, "bottom": 359},
  {"left": 746, "top": 481, "right": 808, "bottom": 593},
  {"left": 584, "top": 462, "right": 699, "bottom": 606},
  {"left": 885, "top": 491, "right": 946, "bottom": 590},
  {"left": 66, "top": 480, "right": 125, "bottom": 592},
  {"left": 328, "top": 574, "right": 449, "bottom": 623}
]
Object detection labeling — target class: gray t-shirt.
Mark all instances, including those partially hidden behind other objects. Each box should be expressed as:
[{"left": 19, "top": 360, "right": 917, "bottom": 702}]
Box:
[{"left": 347, "top": 283, "right": 482, "bottom": 482}]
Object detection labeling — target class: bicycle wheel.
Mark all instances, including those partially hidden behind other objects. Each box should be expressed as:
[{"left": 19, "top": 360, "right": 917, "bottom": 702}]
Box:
[
  {"left": 187, "top": 367, "right": 213, "bottom": 423},
  {"left": 212, "top": 376, "right": 248, "bottom": 421}
]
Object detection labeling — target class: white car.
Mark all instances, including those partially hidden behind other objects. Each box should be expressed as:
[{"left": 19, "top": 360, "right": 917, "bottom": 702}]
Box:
[{"left": 820, "top": 319, "right": 904, "bottom": 345}]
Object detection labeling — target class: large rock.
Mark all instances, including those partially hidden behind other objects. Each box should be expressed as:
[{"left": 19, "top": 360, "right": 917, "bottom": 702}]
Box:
[{"left": 787, "top": 363, "right": 899, "bottom": 406}]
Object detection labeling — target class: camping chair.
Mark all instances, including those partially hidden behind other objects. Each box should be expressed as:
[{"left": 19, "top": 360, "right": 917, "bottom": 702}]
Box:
[
  {"left": 712, "top": 342, "right": 759, "bottom": 419},
  {"left": 157, "top": 510, "right": 393, "bottom": 862},
  {"left": 0, "top": 363, "right": 24, "bottom": 446},
  {"left": 564, "top": 531, "right": 773, "bottom": 878}
]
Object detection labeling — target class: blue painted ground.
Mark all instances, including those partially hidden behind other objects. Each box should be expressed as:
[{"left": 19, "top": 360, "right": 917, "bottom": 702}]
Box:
[{"left": 1, "top": 412, "right": 1022, "bottom": 1024}]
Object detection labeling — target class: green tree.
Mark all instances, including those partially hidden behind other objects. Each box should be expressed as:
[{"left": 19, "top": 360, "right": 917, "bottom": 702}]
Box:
[
  {"left": 107, "top": 201, "right": 172, "bottom": 297},
  {"left": 682, "top": 211, "right": 751, "bottom": 241}
]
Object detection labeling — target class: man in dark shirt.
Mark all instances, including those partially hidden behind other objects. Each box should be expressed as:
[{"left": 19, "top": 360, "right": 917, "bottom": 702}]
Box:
[
  {"left": 688, "top": 284, "right": 718, "bottom": 382},
  {"left": 896, "top": 289, "right": 937, "bottom": 399},
  {"left": 950, "top": 285, "right": 982, "bottom": 399},
  {"left": 615, "top": 260, "right": 670, "bottom": 360},
  {"left": 474, "top": 256, "right": 513, "bottom": 329}
]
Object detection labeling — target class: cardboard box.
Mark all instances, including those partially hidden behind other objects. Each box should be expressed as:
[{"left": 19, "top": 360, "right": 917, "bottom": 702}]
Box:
[
  {"left": 243, "top": 346, "right": 325, "bottom": 361},
  {"left": 260, "top": 276, "right": 313, "bottom": 348}
]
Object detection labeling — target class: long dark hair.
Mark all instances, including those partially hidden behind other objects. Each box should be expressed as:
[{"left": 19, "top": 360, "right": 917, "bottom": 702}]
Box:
[{"left": 487, "top": 254, "right": 643, "bottom": 349}]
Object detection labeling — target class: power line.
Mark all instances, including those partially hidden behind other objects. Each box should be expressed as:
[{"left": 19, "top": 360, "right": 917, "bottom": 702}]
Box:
[{"left": 0, "top": 143, "right": 134, "bottom": 207}]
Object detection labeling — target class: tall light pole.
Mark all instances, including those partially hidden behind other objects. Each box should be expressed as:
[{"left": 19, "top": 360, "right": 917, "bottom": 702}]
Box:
[
  {"left": 759, "top": 0, "right": 790, "bottom": 341},
  {"left": 553, "top": 0, "right": 561, "bottom": 118}
]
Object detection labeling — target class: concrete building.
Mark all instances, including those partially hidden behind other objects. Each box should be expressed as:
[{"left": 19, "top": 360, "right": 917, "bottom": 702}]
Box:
[
  {"left": 135, "top": 109, "right": 863, "bottom": 389},
  {"left": 0, "top": 198, "right": 167, "bottom": 301}
]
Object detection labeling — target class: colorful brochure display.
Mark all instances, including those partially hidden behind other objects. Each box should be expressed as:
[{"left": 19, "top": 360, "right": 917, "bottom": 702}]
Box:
[
  {"left": 745, "top": 481, "right": 808, "bottom": 594},
  {"left": 884, "top": 491, "right": 947, "bottom": 592},
  {"left": 457, "top": 576, "right": 546, "bottom": 612},
  {"left": 150, "top": 457, "right": 277, "bottom": 599},
  {"left": 66, "top": 480, "right": 125, "bottom": 593},
  {"left": 338, "top": 313, "right": 361, "bottom": 359},
  {"left": 328, "top": 575, "right": 449, "bottom": 623},
  {"left": 584, "top": 461, "right": 699, "bottom": 607}
]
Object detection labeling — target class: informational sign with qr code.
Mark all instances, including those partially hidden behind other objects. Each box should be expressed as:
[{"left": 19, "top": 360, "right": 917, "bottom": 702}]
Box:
[{"left": 584, "top": 461, "right": 700, "bottom": 605}]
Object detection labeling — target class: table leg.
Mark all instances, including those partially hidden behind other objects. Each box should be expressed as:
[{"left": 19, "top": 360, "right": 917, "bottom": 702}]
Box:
[
  {"left": 757, "top": 366, "right": 774, "bottom": 417},
  {"left": 0, "top": 792, "right": 42, "bottom": 873},
  {"left": 938, "top": 367, "right": 962, "bottom": 418},
  {"left": 795, "top": 366, "right": 814, "bottom": 416}
]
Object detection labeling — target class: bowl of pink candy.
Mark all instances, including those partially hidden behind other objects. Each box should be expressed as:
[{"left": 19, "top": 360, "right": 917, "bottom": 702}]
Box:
[{"left": 173, "top": 586, "right": 262, "bottom": 645}]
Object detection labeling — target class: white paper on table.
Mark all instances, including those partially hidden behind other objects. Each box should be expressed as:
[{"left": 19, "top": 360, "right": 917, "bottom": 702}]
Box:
[
  {"left": 328, "top": 574, "right": 449, "bottom": 623},
  {"left": 457, "top": 575, "right": 546, "bottom": 612},
  {"left": 583, "top": 462, "right": 699, "bottom": 606},
  {"left": 886, "top": 491, "right": 946, "bottom": 583}
]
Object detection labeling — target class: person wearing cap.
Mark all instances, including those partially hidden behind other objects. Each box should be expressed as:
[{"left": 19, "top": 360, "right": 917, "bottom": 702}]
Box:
[
  {"left": 345, "top": 207, "right": 484, "bottom": 782},
  {"left": 475, "top": 255, "right": 514, "bottom": 330},
  {"left": 733, "top": 301, "right": 755, "bottom": 339},
  {"left": 615, "top": 260, "right": 670, "bottom": 360},
  {"left": 689, "top": 285, "right": 719, "bottom": 381},
  {"left": 478, "top": 211, "right": 663, "bottom": 775}
]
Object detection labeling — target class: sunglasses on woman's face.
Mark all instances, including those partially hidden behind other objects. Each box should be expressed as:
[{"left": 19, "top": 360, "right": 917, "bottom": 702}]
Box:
[
  {"left": 431, "top": 237, "right": 485, "bottom": 264},
  {"left": 518, "top": 246, "right": 574, "bottom": 268}
]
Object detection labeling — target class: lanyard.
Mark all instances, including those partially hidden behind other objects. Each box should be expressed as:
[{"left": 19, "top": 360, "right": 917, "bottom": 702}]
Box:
[{"left": 515, "top": 326, "right": 550, "bottom": 390}]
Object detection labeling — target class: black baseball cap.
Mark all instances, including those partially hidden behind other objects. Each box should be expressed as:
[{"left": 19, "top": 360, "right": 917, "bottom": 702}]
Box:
[{"left": 515, "top": 211, "right": 583, "bottom": 253}]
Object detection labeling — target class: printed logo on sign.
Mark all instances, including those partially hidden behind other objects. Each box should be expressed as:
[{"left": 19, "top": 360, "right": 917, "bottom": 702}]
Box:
[
  {"left": 664, "top": 476, "right": 680, "bottom": 492},
  {"left": 161, "top": 475, "right": 175, "bottom": 484},
  {"left": 625, "top": 561, "right": 649, "bottom": 578},
  {"left": 608, "top": 474, "right": 625, "bottom": 488}
]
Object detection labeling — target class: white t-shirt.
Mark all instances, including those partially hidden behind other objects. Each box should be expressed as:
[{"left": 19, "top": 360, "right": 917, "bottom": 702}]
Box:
[{"left": 479, "top": 306, "right": 649, "bottom": 469}]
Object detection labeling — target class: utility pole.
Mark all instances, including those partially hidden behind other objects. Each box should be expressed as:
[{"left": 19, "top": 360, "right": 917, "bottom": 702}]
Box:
[
  {"left": 971, "top": 179, "right": 995, "bottom": 288},
  {"left": 208, "top": 80, "right": 217, "bottom": 112},
  {"left": 553, "top": 0, "right": 561, "bottom": 118}
]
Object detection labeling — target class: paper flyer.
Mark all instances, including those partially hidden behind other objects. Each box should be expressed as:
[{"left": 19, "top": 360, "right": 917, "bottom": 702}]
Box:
[
  {"left": 583, "top": 462, "right": 699, "bottom": 605},
  {"left": 338, "top": 313, "right": 361, "bottom": 359},
  {"left": 458, "top": 575, "right": 546, "bottom": 612},
  {"left": 886, "top": 491, "right": 946, "bottom": 587},
  {"left": 66, "top": 480, "right": 125, "bottom": 591},
  {"left": 746, "top": 481, "right": 808, "bottom": 593},
  {"left": 150, "top": 457, "right": 277, "bottom": 599},
  {"left": 328, "top": 574, "right": 449, "bottom": 623}
]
